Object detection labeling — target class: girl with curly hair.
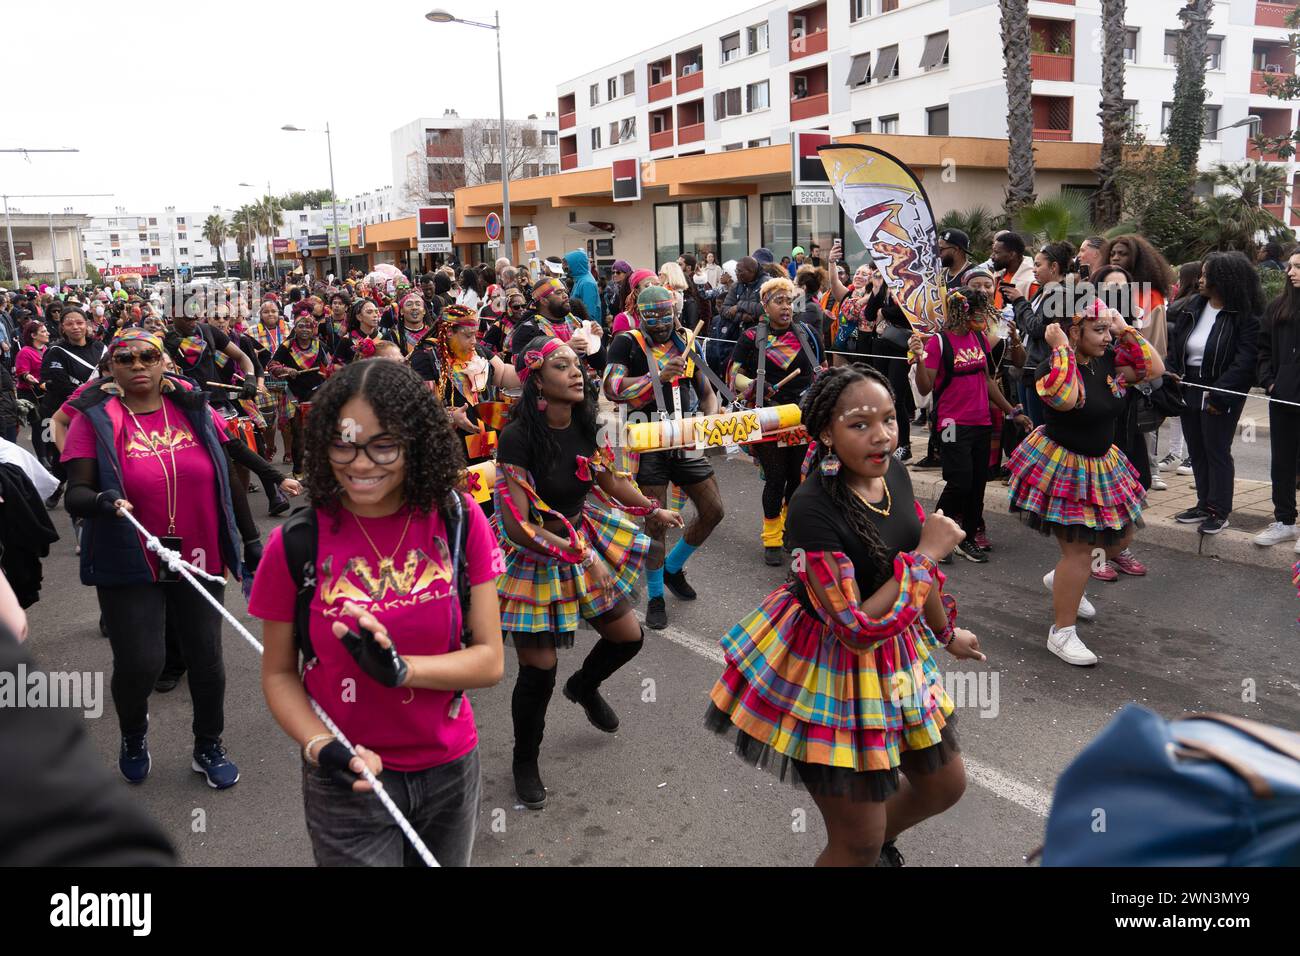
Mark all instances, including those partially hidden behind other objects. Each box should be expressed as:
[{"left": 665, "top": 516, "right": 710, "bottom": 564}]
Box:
[
  {"left": 494, "top": 335, "right": 681, "bottom": 810},
  {"left": 251, "top": 359, "right": 504, "bottom": 866},
  {"left": 706, "top": 363, "right": 984, "bottom": 866},
  {"left": 333, "top": 296, "right": 390, "bottom": 365}
]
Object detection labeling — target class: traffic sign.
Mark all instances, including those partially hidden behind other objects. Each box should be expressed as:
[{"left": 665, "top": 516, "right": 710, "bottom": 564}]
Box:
[{"left": 485, "top": 212, "right": 502, "bottom": 242}]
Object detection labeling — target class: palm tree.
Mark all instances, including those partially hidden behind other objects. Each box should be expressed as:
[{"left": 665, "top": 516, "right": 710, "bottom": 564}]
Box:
[
  {"left": 1000, "top": 0, "right": 1036, "bottom": 217},
  {"left": 1190, "top": 161, "right": 1290, "bottom": 256},
  {"left": 937, "top": 206, "right": 1004, "bottom": 261},
  {"left": 203, "top": 214, "right": 229, "bottom": 277},
  {"left": 1014, "top": 193, "right": 1095, "bottom": 246},
  {"left": 253, "top": 195, "right": 284, "bottom": 282},
  {"left": 1092, "top": 0, "right": 1128, "bottom": 230},
  {"left": 230, "top": 206, "right": 255, "bottom": 279}
]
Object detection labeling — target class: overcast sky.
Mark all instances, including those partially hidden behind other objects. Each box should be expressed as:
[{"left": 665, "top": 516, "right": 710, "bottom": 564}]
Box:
[{"left": 5, "top": 0, "right": 756, "bottom": 216}]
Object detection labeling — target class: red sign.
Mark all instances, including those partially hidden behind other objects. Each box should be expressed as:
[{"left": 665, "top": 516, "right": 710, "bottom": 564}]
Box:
[
  {"left": 104, "top": 265, "right": 159, "bottom": 277},
  {"left": 273, "top": 238, "right": 290, "bottom": 252},
  {"left": 418, "top": 206, "right": 451, "bottom": 241},
  {"left": 793, "top": 131, "right": 832, "bottom": 186},
  {"left": 612, "top": 159, "right": 640, "bottom": 202}
]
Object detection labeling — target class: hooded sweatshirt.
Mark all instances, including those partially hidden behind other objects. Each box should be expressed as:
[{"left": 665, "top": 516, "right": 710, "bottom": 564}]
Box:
[{"left": 564, "top": 249, "right": 602, "bottom": 328}]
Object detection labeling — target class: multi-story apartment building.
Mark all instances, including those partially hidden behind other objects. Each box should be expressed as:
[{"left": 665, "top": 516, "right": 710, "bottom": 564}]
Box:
[
  {"left": 553, "top": 0, "right": 1300, "bottom": 222},
  {"left": 83, "top": 207, "right": 241, "bottom": 279},
  {"left": 391, "top": 110, "right": 562, "bottom": 210}
]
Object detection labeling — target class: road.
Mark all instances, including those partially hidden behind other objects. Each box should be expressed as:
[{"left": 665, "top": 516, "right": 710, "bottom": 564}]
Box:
[{"left": 22, "top": 453, "right": 1300, "bottom": 867}]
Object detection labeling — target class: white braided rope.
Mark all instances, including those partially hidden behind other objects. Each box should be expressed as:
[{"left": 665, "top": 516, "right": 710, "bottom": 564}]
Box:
[{"left": 120, "top": 508, "right": 439, "bottom": 867}]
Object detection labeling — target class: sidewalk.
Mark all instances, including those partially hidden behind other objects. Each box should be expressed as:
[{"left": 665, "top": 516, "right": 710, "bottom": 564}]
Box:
[{"left": 906, "top": 432, "right": 1296, "bottom": 573}]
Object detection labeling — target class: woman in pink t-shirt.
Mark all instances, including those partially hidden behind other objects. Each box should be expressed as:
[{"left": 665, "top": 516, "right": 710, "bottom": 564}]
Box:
[
  {"left": 912, "top": 288, "right": 1031, "bottom": 564},
  {"left": 251, "top": 359, "right": 504, "bottom": 867},
  {"left": 15, "top": 321, "right": 51, "bottom": 468}
]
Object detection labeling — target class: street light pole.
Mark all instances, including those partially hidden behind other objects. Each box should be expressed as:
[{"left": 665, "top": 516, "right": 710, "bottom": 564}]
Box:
[
  {"left": 47, "top": 211, "right": 59, "bottom": 287},
  {"left": 325, "top": 122, "right": 343, "bottom": 280},
  {"left": 3, "top": 195, "right": 16, "bottom": 285}
]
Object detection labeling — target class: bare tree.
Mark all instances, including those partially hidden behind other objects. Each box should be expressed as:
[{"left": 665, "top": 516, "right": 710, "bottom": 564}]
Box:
[{"left": 425, "top": 118, "right": 549, "bottom": 195}]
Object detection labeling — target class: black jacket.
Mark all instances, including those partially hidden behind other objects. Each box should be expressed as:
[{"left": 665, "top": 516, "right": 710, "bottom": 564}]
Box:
[
  {"left": 1166, "top": 293, "right": 1260, "bottom": 413},
  {"left": 0, "top": 463, "right": 59, "bottom": 607},
  {"left": 1257, "top": 306, "right": 1300, "bottom": 404},
  {"left": 0, "top": 363, "right": 18, "bottom": 434}
]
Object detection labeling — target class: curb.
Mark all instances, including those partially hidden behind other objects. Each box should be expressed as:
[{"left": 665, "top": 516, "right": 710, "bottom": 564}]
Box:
[{"left": 906, "top": 467, "right": 1297, "bottom": 574}]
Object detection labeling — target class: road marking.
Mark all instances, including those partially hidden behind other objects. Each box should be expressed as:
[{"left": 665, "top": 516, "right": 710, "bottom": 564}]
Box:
[{"left": 641, "top": 614, "right": 1053, "bottom": 819}]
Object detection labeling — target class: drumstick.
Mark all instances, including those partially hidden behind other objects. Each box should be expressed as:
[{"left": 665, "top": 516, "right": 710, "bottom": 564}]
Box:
[
  {"left": 205, "top": 381, "right": 243, "bottom": 391},
  {"left": 773, "top": 368, "right": 802, "bottom": 391},
  {"left": 691, "top": 320, "right": 704, "bottom": 337}
]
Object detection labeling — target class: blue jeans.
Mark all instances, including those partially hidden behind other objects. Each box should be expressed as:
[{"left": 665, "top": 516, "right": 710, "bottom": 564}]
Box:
[
  {"left": 1019, "top": 377, "right": 1046, "bottom": 428},
  {"left": 301, "top": 745, "right": 481, "bottom": 867}
]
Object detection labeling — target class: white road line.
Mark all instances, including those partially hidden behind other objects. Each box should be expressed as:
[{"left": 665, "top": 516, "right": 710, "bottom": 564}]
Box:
[{"left": 640, "top": 614, "right": 1054, "bottom": 819}]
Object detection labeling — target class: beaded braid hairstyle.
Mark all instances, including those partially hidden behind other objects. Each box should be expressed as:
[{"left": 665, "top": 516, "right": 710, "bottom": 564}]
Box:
[{"left": 799, "top": 362, "right": 898, "bottom": 572}]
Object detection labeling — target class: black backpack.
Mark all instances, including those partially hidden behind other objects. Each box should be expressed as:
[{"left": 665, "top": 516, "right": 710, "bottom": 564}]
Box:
[{"left": 280, "top": 492, "right": 475, "bottom": 713}]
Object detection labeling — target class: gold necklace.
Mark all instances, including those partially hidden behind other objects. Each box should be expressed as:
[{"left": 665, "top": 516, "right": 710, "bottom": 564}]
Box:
[
  {"left": 351, "top": 506, "right": 415, "bottom": 580},
  {"left": 851, "top": 478, "right": 892, "bottom": 517},
  {"left": 125, "top": 398, "right": 180, "bottom": 535}
]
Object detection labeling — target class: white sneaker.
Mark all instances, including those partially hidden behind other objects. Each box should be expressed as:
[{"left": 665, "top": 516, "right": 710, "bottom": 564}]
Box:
[
  {"left": 1048, "top": 625, "right": 1098, "bottom": 666},
  {"left": 1156, "top": 453, "right": 1179, "bottom": 472},
  {"left": 1043, "top": 570, "right": 1097, "bottom": 621},
  {"left": 1150, "top": 475, "right": 1168, "bottom": 491},
  {"left": 1254, "top": 522, "right": 1299, "bottom": 547},
  {"left": 1176, "top": 459, "right": 1193, "bottom": 476}
]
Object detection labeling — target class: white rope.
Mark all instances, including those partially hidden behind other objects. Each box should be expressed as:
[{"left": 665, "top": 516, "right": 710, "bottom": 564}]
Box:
[
  {"left": 120, "top": 508, "right": 439, "bottom": 867},
  {"left": 694, "top": 334, "right": 910, "bottom": 363},
  {"left": 1180, "top": 380, "right": 1300, "bottom": 410}
]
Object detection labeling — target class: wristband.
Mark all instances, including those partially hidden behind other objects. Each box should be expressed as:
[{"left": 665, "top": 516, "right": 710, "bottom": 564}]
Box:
[{"left": 937, "top": 621, "right": 956, "bottom": 646}]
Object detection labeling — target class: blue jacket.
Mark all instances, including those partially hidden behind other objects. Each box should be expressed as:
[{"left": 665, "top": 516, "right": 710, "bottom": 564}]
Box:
[
  {"left": 71, "top": 379, "right": 243, "bottom": 588},
  {"left": 564, "top": 250, "right": 603, "bottom": 327}
]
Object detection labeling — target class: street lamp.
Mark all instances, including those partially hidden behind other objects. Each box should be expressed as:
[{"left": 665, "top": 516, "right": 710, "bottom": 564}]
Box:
[
  {"left": 282, "top": 124, "right": 344, "bottom": 280},
  {"left": 426, "top": 8, "right": 511, "bottom": 263},
  {"left": 1215, "top": 115, "right": 1262, "bottom": 135},
  {"left": 0, "top": 147, "right": 80, "bottom": 284}
]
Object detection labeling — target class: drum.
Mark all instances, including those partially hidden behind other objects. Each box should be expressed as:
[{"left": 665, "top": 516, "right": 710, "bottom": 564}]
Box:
[
  {"left": 219, "top": 408, "right": 259, "bottom": 453},
  {"left": 475, "top": 401, "right": 511, "bottom": 431}
]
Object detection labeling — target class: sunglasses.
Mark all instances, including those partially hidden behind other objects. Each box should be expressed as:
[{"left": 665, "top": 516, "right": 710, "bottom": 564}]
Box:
[{"left": 112, "top": 348, "right": 162, "bottom": 367}]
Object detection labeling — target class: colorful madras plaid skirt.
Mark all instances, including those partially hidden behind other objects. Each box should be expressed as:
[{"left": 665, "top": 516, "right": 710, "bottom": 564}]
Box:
[
  {"left": 493, "top": 502, "right": 649, "bottom": 636},
  {"left": 706, "top": 584, "right": 955, "bottom": 792},
  {"left": 1007, "top": 427, "right": 1145, "bottom": 545}
]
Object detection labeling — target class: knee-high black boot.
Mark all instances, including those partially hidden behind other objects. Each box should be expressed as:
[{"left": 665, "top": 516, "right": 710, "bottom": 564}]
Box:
[
  {"left": 563, "top": 632, "right": 643, "bottom": 734},
  {"left": 512, "top": 663, "right": 556, "bottom": 809}
]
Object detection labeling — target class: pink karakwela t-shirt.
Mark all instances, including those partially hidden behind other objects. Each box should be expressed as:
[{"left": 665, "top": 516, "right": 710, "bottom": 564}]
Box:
[{"left": 248, "top": 501, "right": 504, "bottom": 772}]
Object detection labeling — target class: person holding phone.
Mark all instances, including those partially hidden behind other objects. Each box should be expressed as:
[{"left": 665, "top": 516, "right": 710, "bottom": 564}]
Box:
[{"left": 62, "top": 328, "right": 245, "bottom": 788}]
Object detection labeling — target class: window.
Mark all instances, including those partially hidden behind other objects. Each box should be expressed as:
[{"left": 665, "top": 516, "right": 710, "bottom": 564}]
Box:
[
  {"left": 879, "top": 114, "right": 899, "bottom": 134},
  {"left": 650, "top": 59, "right": 670, "bottom": 84},
  {"left": 761, "top": 192, "right": 793, "bottom": 254},
  {"left": 713, "top": 87, "right": 743, "bottom": 120},
  {"left": 179, "top": 247, "right": 188, "bottom": 255},
  {"left": 747, "top": 22, "right": 768, "bottom": 55},
  {"left": 608, "top": 77, "right": 618, "bottom": 100},
  {"left": 654, "top": 196, "right": 748, "bottom": 265},
  {"left": 138, "top": 233, "right": 147, "bottom": 241},
  {"left": 484, "top": 163, "right": 502, "bottom": 180},
  {"left": 111, "top": 249, "right": 121, "bottom": 257},
  {"left": 746, "top": 80, "right": 769, "bottom": 112},
  {"left": 792, "top": 75, "right": 808, "bottom": 99},
  {"left": 148, "top": 217, "right": 157, "bottom": 226},
  {"left": 850, "top": 0, "right": 869, "bottom": 22},
  {"left": 1123, "top": 28, "right": 1138, "bottom": 63},
  {"left": 109, "top": 233, "right": 119, "bottom": 241},
  {"left": 853, "top": 119, "right": 872, "bottom": 134},
  {"left": 151, "top": 247, "right": 161, "bottom": 256},
  {"left": 149, "top": 233, "right": 158, "bottom": 241},
  {"left": 299, "top": 213, "right": 308, "bottom": 221},
  {"left": 882, "top": 0, "right": 898, "bottom": 10},
  {"left": 542, "top": 130, "right": 557, "bottom": 146},
  {"left": 622, "top": 70, "right": 635, "bottom": 95},
  {"left": 176, "top": 217, "right": 185, "bottom": 226},
  {"left": 724, "top": 142, "right": 744, "bottom": 151},
  {"left": 927, "top": 106, "right": 949, "bottom": 136},
  {"left": 1123, "top": 100, "right": 1139, "bottom": 127},
  {"left": 590, "top": 83, "right": 600, "bottom": 106},
  {"left": 721, "top": 32, "right": 741, "bottom": 64},
  {"left": 876, "top": 44, "right": 900, "bottom": 81},
  {"left": 919, "top": 32, "right": 949, "bottom": 70},
  {"left": 543, "top": 163, "right": 560, "bottom": 176},
  {"left": 177, "top": 233, "right": 187, "bottom": 241},
  {"left": 620, "top": 117, "right": 636, "bottom": 141},
  {"left": 483, "top": 128, "right": 500, "bottom": 146},
  {"left": 1161, "top": 102, "right": 1222, "bottom": 137},
  {"left": 592, "top": 126, "right": 602, "bottom": 150},
  {"left": 848, "top": 52, "right": 872, "bottom": 87},
  {"left": 1206, "top": 36, "right": 1223, "bottom": 71},
  {"left": 748, "top": 138, "right": 771, "bottom": 147},
  {"left": 610, "top": 120, "right": 621, "bottom": 145},
  {"left": 1163, "top": 31, "right": 1179, "bottom": 64}
]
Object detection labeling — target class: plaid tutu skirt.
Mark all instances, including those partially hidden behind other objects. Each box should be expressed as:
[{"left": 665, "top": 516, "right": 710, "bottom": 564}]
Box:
[
  {"left": 493, "top": 502, "right": 649, "bottom": 638},
  {"left": 705, "top": 585, "right": 958, "bottom": 802},
  {"left": 1007, "top": 427, "right": 1145, "bottom": 546}
]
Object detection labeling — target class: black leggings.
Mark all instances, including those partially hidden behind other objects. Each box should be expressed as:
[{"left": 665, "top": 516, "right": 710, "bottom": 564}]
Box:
[
  {"left": 96, "top": 580, "right": 226, "bottom": 746},
  {"left": 752, "top": 442, "right": 805, "bottom": 520},
  {"left": 935, "top": 424, "right": 991, "bottom": 536},
  {"left": 23, "top": 398, "right": 50, "bottom": 467}
]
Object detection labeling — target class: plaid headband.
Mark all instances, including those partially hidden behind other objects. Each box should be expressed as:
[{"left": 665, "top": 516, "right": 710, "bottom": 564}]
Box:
[
  {"left": 398, "top": 292, "right": 423, "bottom": 313},
  {"left": 441, "top": 304, "right": 478, "bottom": 329},
  {"left": 109, "top": 328, "right": 163, "bottom": 354},
  {"left": 518, "top": 338, "right": 565, "bottom": 386},
  {"left": 533, "top": 277, "right": 565, "bottom": 300},
  {"left": 1072, "top": 298, "right": 1109, "bottom": 326}
]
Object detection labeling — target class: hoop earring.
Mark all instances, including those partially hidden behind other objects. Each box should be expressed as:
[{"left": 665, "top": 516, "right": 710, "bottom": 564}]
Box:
[{"left": 819, "top": 447, "right": 840, "bottom": 477}]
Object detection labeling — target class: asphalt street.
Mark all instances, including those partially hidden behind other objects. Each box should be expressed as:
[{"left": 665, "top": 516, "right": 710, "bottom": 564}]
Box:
[{"left": 21, "top": 452, "right": 1300, "bottom": 867}]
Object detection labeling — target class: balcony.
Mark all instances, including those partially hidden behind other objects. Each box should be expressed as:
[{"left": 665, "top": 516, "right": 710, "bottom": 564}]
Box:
[
  {"left": 1252, "top": 70, "right": 1280, "bottom": 95},
  {"left": 558, "top": 94, "right": 576, "bottom": 130},
  {"left": 1031, "top": 52, "right": 1073, "bottom": 82},
  {"left": 1248, "top": 107, "right": 1291, "bottom": 160},
  {"left": 1032, "top": 94, "right": 1072, "bottom": 141},
  {"left": 678, "top": 123, "right": 705, "bottom": 145},
  {"left": 676, "top": 69, "right": 703, "bottom": 94},
  {"left": 649, "top": 78, "right": 673, "bottom": 102},
  {"left": 1033, "top": 128, "right": 1072, "bottom": 141},
  {"left": 560, "top": 153, "right": 578, "bottom": 171},
  {"left": 1257, "top": 2, "right": 1294, "bottom": 28},
  {"left": 790, "top": 29, "right": 828, "bottom": 61},
  {"left": 650, "top": 129, "right": 675, "bottom": 151},
  {"left": 559, "top": 111, "right": 575, "bottom": 130},
  {"left": 790, "top": 91, "right": 829, "bottom": 122}
]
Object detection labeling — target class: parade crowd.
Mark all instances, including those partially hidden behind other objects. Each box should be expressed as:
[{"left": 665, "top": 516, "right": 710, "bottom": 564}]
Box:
[{"left": 0, "top": 225, "right": 1294, "bottom": 868}]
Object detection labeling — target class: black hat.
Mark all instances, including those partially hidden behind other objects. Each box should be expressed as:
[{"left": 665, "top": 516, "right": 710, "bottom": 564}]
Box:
[{"left": 939, "top": 229, "right": 970, "bottom": 253}]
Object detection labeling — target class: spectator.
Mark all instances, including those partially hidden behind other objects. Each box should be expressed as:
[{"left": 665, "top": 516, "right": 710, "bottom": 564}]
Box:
[
  {"left": 702, "top": 252, "right": 723, "bottom": 289},
  {"left": 1077, "top": 236, "right": 1105, "bottom": 279},
  {"left": 938, "top": 229, "right": 975, "bottom": 289},
  {"left": 990, "top": 231, "right": 1037, "bottom": 297},
  {"left": 456, "top": 268, "right": 481, "bottom": 310},
  {"left": 786, "top": 246, "right": 807, "bottom": 279},
  {"left": 1259, "top": 241, "right": 1286, "bottom": 273},
  {"left": 564, "top": 249, "right": 602, "bottom": 327},
  {"left": 1254, "top": 246, "right": 1300, "bottom": 549},
  {"left": 794, "top": 264, "right": 828, "bottom": 350},
  {"left": 1008, "top": 240, "right": 1074, "bottom": 427},
  {"left": 708, "top": 256, "right": 763, "bottom": 380},
  {"left": 1166, "top": 251, "right": 1263, "bottom": 535}
]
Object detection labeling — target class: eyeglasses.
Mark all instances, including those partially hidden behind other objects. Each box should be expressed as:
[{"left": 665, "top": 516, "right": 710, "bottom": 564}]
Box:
[
  {"left": 326, "top": 435, "right": 403, "bottom": 466},
  {"left": 112, "top": 348, "right": 162, "bottom": 367},
  {"left": 508, "top": 303, "right": 526, "bottom": 310}
]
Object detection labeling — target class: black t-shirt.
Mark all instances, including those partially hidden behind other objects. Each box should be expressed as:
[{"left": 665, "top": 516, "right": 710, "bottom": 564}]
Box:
[
  {"left": 1039, "top": 349, "right": 1126, "bottom": 457},
  {"left": 271, "top": 342, "right": 330, "bottom": 402},
  {"left": 730, "top": 322, "right": 816, "bottom": 405},
  {"left": 786, "top": 460, "right": 922, "bottom": 598},
  {"left": 167, "top": 322, "right": 229, "bottom": 388},
  {"left": 605, "top": 331, "right": 700, "bottom": 416},
  {"left": 496, "top": 418, "right": 596, "bottom": 520},
  {"left": 41, "top": 339, "right": 107, "bottom": 410}
]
